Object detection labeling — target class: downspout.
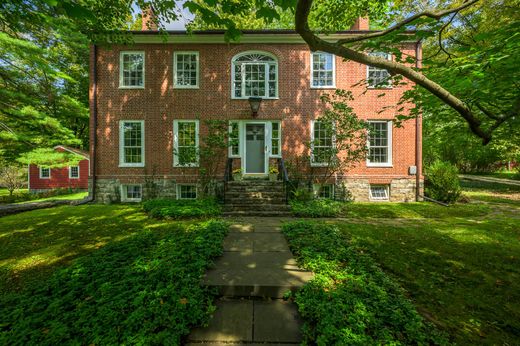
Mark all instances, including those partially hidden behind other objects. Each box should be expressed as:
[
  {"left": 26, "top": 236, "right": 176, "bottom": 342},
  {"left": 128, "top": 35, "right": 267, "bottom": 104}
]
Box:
[
  {"left": 415, "top": 39, "right": 422, "bottom": 202},
  {"left": 79, "top": 44, "right": 97, "bottom": 204}
]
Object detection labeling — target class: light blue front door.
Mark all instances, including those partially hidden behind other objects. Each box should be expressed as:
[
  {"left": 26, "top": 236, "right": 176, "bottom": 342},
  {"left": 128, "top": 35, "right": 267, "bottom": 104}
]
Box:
[{"left": 245, "top": 124, "right": 265, "bottom": 174}]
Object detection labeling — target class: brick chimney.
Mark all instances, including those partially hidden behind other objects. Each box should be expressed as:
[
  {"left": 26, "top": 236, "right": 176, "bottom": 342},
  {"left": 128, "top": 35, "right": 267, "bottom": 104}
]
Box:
[
  {"left": 141, "top": 5, "right": 158, "bottom": 31},
  {"left": 350, "top": 17, "right": 369, "bottom": 31}
]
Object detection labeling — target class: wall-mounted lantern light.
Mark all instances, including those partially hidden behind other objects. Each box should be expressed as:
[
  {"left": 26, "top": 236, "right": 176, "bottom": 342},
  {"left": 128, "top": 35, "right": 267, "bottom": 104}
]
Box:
[{"left": 248, "top": 97, "right": 262, "bottom": 117}]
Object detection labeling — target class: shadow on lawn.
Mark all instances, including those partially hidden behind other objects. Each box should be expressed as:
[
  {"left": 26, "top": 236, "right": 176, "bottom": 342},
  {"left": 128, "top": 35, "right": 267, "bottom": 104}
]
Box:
[
  {"left": 0, "top": 205, "right": 167, "bottom": 293},
  {"left": 337, "top": 214, "right": 520, "bottom": 345}
]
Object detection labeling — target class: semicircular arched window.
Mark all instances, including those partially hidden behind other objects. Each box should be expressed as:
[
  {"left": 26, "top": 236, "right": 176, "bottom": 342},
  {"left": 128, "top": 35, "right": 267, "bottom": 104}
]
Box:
[{"left": 231, "top": 51, "right": 278, "bottom": 99}]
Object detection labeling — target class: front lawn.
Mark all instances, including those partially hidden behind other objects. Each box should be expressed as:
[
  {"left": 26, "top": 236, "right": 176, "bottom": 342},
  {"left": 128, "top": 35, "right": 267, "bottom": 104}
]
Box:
[
  {"left": 0, "top": 205, "right": 228, "bottom": 344},
  {"left": 331, "top": 189, "right": 520, "bottom": 344}
]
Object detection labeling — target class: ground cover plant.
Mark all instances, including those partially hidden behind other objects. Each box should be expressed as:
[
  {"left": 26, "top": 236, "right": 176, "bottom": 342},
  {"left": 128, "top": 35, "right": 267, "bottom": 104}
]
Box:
[
  {"left": 333, "top": 187, "right": 520, "bottom": 344},
  {"left": 0, "top": 205, "right": 228, "bottom": 345},
  {"left": 290, "top": 199, "right": 344, "bottom": 217},
  {"left": 142, "top": 198, "right": 222, "bottom": 219},
  {"left": 282, "top": 221, "right": 448, "bottom": 345}
]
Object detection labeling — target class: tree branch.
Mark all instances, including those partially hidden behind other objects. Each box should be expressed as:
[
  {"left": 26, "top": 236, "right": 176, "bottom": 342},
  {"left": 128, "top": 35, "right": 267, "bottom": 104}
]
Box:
[
  {"left": 336, "top": 0, "right": 479, "bottom": 45},
  {"left": 295, "top": 0, "right": 497, "bottom": 144}
]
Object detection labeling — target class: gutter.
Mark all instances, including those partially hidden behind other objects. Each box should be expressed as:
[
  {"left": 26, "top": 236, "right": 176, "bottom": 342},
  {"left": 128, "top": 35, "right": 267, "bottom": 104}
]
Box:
[
  {"left": 79, "top": 44, "right": 97, "bottom": 205},
  {"left": 415, "top": 39, "right": 422, "bottom": 202}
]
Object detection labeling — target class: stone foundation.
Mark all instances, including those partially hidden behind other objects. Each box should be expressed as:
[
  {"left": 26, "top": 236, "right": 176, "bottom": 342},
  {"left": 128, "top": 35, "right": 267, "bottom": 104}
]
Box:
[
  {"left": 92, "top": 178, "right": 178, "bottom": 204},
  {"left": 337, "top": 178, "right": 423, "bottom": 202}
]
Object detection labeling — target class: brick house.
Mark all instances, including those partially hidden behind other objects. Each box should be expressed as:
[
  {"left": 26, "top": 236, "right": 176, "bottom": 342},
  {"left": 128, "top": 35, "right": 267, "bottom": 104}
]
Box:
[
  {"left": 29, "top": 145, "right": 89, "bottom": 192},
  {"left": 89, "top": 18, "right": 422, "bottom": 204}
]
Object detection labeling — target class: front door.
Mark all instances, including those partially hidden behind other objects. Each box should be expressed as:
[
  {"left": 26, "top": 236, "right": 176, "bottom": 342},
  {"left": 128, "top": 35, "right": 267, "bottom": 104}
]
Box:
[{"left": 245, "top": 123, "right": 266, "bottom": 174}]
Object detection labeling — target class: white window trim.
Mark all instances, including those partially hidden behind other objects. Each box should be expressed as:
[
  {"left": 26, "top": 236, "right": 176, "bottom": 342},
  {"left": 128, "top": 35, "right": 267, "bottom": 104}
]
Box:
[
  {"left": 310, "top": 52, "right": 336, "bottom": 89},
  {"left": 119, "top": 51, "right": 145, "bottom": 89},
  {"left": 313, "top": 184, "right": 334, "bottom": 199},
  {"left": 173, "top": 51, "right": 199, "bottom": 89},
  {"left": 120, "top": 184, "right": 143, "bottom": 202},
  {"left": 366, "top": 52, "right": 393, "bottom": 89},
  {"left": 367, "top": 120, "right": 393, "bottom": 167},
  {"left": 39, "top": 167, "right": 50, "bottom": 179},
  {"left": 173, "top": 120, "right": 200, "bottom": 167},
  {"left": 310, "top": 120, "right": 336, "bottom": 167},
  {"left": 228, "top": 121, "right": 241, "bottom": 158},
  {"left": 369, "top": 185, "right": 390, "bottom": 201},
  {"left": 69, "top": 166, "right": 80, "bottom": 179},
  {"left": 269, "top": 121, "right": 282, "bottom": 158},
  {"left": 176, "top": 184, "right": 198, "bottom": 200},
  {"left": 119, "top": 120, "right": 145, "bottom": 168},
  {"left": 231, "top": 50, "right": 279, "bottom": 100}
]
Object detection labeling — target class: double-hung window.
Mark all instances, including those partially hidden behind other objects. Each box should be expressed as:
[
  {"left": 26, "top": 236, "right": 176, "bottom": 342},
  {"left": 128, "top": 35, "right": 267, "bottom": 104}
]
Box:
[
  {"left": 174, "top": 52, "right": 199, "bottom": 88},
  {"left": 120, "top": 52, "right": 145, "bottom": 88},
  {"left": 232, "top": 52, "right": 278, "bottom": 99},
  {"left": 311, "top": 52, "right": 335, "bottom": 88},
  {"left": 174, "top": 120, "right": 199, "bottom": 167},
  {"left": 39, "top": 167, "right": 50, "bottom": 179},
  {"left": 367, "top": 52, "right": 392, "bottom": 88},
  {"left": 119, "top": 120, "right": 145, "bottom": 167},
  {"left": 270, "top": 122, "right": 281, "bottom": 157},
  {"left": 69, "top": 166, "right": 80, "bottom": 179},
  {"left": 311, "top": 120, "right": 335, "bottom": 166},
  {"left": 367, "top": 121, "right": 392, "bottom": 167},
  {"left": 229, "top": 122, "right": 240, "bottom": 157}
]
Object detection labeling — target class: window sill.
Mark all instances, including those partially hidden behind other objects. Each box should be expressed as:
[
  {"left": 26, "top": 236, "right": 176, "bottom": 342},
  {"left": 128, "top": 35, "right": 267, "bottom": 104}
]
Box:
[
  {"left": 367, "top": 86, "right": 393, "bottom": 90},
  {"left": 310, "top": 86, "right": 336, "bottom": 90},
  {"left": 173, "top": 165, "right": 200, "bottom": 168},
  {"left": 119, "top": 86, "right": 145, "bottom": 90},
  {"left": 310, "top": 163, "right": 329, "bottom": 167},
  {"left": 173, "top": 86, "right": 200, "bottom": 89},
  {"left": 119, "top": 164, "right": 145, "bottom": 168},
  {"left": 366, "top": 163, "right": 393, "bottom": 168},
  {"left": 231, "top": 97, "right": 279, "bottom": 100},
  {"left": 121, "top": 199, "right": 142, "bottom": 203}
]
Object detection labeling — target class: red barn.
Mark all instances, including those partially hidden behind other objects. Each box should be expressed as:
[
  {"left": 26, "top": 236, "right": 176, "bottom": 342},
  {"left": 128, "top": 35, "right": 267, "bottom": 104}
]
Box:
[{"left": 28, "top": 146, "right": 90, "bottom": 192}]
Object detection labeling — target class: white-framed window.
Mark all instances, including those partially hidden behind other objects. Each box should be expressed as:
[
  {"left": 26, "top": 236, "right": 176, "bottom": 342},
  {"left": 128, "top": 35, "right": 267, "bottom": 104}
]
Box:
[
  {"left": 177, "top": 184, "right": 197, "bottom": 199},
  {"left": 69, "top": 166, "right": 79, "bottom": 179},
  {"left": 270, "top": 121, "right": 281, "bottom": 157},
  {"left": 313, "top": 184, "right": 334, "bottom": 199},
  {"left": 367, "top": 52, "right": 392, "bottom": 88},
  {"left": 174, "top": 51, "right": 199, "bottom": 88},
  {"left": 367, "top": 121, "right": 392, "bottom": 167},
  {"left": 174, "top": 120, "right": 199, "bottom": 167},
  {"left": 231, "top": 51, "right": 278, "bottom": 99},
  {"left": 229, "top": 121, "right": 240, "bottom": 157},
  {"left": 311, "top": 52, "right": 335, "bottom": 88},
  {"left": 310, "top": 120, "right": 335, "bottom": 167},
  {"left": 121, "top": 184, "right": 142, "bottom": 202},
  {"left": 370, "top": 185, "right": 389, "bottom": 201},
  {"left": 119, "top": 120, "right": 145, "bottom": 167},
  {"left": 119, "top": 51, "right": 145, "bottom": 88},
  {"left": 39, "top": 167, "right": 50, "bottom": 179}
]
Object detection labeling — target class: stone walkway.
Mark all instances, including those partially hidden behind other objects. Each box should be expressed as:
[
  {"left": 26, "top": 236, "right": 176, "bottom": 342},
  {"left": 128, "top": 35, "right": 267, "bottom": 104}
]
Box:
[{"left": 187, "top": 217, "right": 313, "bottom": 345}]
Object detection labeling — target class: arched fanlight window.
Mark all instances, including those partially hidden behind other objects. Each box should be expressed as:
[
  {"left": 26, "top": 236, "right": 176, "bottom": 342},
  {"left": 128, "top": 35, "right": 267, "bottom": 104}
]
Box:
[{"left": 231, "top": 51, "right": 278, "bottom": 99}]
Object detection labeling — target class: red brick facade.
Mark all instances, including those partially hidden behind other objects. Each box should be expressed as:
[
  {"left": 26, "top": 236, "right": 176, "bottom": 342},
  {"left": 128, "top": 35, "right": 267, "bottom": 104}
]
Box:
[{"left": 90, "top": 32, "right": 422, "bottom": 202}]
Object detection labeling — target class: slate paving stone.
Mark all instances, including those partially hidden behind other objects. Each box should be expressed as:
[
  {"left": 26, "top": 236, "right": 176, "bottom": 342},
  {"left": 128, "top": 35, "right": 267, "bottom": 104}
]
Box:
[
  {"left": 254, "top": 300, "right": 303, "bottom": 343},
  {"left": 188, "top": 300, "right": 253, "bottom": 343}
]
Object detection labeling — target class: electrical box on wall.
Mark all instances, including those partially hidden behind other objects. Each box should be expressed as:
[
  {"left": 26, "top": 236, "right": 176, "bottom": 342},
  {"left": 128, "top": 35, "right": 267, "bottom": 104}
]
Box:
[{"left": 409, "top": 166, "right": 417, "bottom": 175}]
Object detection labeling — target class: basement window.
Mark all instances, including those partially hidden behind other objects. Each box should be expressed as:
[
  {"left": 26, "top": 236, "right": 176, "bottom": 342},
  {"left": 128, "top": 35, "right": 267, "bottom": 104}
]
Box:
[
  {"left": 313, "top": 184, "right": 334, "bottom": 199},
  {"left": 121, "top": 184, "right": 142, "bottom": 202},
  {"left": 177, "top": 184, "right": 197, "bottom": 200},
  {"left": 370, "top": 185, "right": 389, "bottom": 201}
]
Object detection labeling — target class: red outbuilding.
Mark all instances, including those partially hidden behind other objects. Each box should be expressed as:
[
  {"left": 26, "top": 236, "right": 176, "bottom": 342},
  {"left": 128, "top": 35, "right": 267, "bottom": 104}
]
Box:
[{"left": 28, "top": 145, "right": 90, "bottom": 192}]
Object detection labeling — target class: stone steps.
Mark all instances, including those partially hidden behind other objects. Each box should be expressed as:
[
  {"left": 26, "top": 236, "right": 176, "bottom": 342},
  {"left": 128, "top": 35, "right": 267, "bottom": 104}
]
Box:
[
  {"left": 224, "top": 180, "right": 289, "bottom": 216},
  {"left": 223, "top": 210, "right": 292, "bottom": 217},
  {"left": 224, "top": 204, "right": 291, "bottom": 212}
]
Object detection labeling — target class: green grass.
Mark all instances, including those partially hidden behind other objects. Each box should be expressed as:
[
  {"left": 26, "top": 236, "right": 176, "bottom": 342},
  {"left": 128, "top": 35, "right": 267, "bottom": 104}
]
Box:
[
  {"left": 332, "top": 188, "right": 520, "bottom": 344},
  {"left": 0, "top": 188, "right": 27, "bottom": 196},
  {"left": 467, "top": 171, "right": 520, "bottom": 181},
  {"left": 14, "top": 191, "right": 88, "bottom": 204},
  {"left": 0, "top": 205, "right": 228, "bottom": 344}
]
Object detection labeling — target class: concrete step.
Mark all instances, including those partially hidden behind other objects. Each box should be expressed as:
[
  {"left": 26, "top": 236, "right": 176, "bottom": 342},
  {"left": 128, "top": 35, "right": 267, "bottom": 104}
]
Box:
[
  {"left": 205, "top": 252, "right": 312, "bottom": 298},
  {"left": 228, "top": 181, "right": 283, "bottom": 185},
  {"left": 187, "top": 298, "right": 302, "bottom": 344},
  {"left": 224, "top": 204, "right": 291, "bottom": 212},
  {"left": 225, "top": 191, "right": 285, "bottom": 198},
  {"left": 223, "top": 210, "right": 293, "bottom": 217},
  {"left": 224, "top": 198, "right": 286, "bottom": 205}
]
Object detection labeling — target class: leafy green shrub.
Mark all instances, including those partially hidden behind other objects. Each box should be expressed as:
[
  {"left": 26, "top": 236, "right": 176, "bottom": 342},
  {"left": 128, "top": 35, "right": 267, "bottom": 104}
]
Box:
[
  {"left": 0, "top": 188, "right": 82, "bottom": 204},
  {"left": 425, "top": 161, "right": 462, "bottom": 203},
  {"left": 291, "top": 187, "right": 313, "bottom": 201},
  {"left": 290, "top": 199, "right": 344, "bottom": 217},
  {"left": 282, "top": 221, "right": 448, "bottom": 345},
  {"left": 143, "top": 198, "right": 222, "bottom": 219},
  {"left": 0, "top": 220, "right": 228, "bottom": 345}
]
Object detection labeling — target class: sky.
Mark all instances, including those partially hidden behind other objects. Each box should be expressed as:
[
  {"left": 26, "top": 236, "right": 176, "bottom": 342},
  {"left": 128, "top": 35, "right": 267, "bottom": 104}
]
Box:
[{"left": 132, "top": 0, "right": 194, "bottom": 30}]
